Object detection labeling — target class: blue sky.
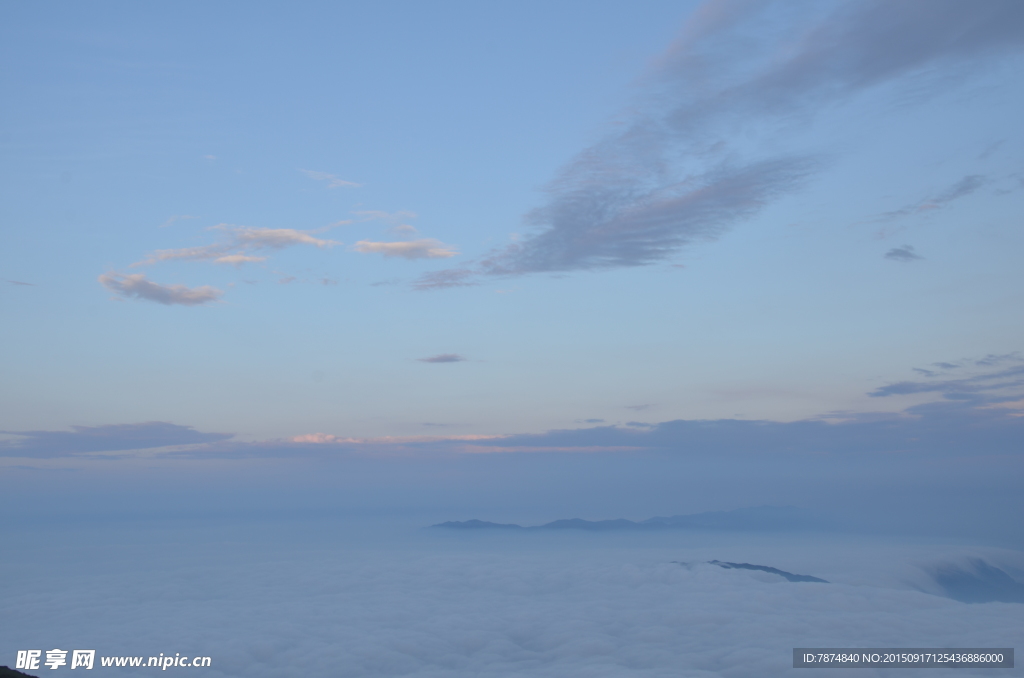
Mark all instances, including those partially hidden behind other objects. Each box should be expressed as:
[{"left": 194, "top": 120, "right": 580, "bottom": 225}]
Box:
[{"left": 2, "top": 0, "right": 1024, "bottom": 519}]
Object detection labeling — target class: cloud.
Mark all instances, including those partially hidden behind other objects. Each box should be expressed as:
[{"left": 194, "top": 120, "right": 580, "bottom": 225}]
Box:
[
  {"left": 869, "top": 357, "right": 1024, "bottom": 401},
  {"left": 135, "top": 244, "right": 230, "bottom": 265},
  {"left": 3, "top": 278, "right": 33, "bottom": 286},
  {"left": 98, "top": 272, "right": 223, "bottom": 306},
  {"left": 413, "top": 268, "right": 477, "bottom": 291},
  {"left": 229, "top": 226, "right": 338, "bottom": 250},
  {"left": 975, "top": 352, "right": 1019, "bottom": 367},
  {"left": 292, "top": 433, "right": 353, "bottom": 444},
  {"left": 418, "top": 0, "right": 1024, "bottom": 288},
  {"left": 134, "top": 226, "right": 339, "bottom": 266},
  {"left": 352, "top": 210, "right": 418, "bottom": 225},
  {"left": 458, "top": 398, "right": 1024, "bottom": 460},
  {"left": 878, "top": 175, "right": 988, "bottom": 220},
  {"left": 352, "top": 239, "right": 458, "bottom": 260},
  {"left": 0, "top": 422, "right": 233, "bottom": 458},
  {"left": 884, "top": 245, "right": 923, "bottom": 262},
  {"left": 418, "top": 354, "right": 466, "bottom": 363},
  {"left": 300, "top": 169, "right": 362, "bottom": 188},
  {"left": 158, "top": 215, "right": 197, "bottom": 228},
  {"left": 486, "top": 157, "right": 817, "bottom": 275},
  {"left": 214, "top": 254, "right": 268, "bottom": 266}
]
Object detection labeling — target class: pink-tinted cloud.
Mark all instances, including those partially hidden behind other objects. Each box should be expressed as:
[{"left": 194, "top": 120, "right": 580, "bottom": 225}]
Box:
[{"left": 99, "top": 272, "right": 222, "bottom": 306}]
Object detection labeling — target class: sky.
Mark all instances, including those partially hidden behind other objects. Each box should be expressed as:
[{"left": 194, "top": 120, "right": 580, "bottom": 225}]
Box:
[
  {"left": 4, "top": 3, "right": 1024, "bottom": 676},
  {"left": 2, "top": 0, "right": 1024, "bottom": 525}
]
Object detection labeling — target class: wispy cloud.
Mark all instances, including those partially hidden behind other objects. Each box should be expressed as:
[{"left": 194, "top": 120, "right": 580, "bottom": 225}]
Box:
[
  {"left": 878, "top": 175, "right": 988, "bottom": 221},
  {"left": 869, "top": 354, "right": 1024, "bottom": 401},
  {"left": 300, "top": 169, "right": 362, "bottom": 188},
  {"left": 134, "top": 226, "right": 339, "bottom": 266},
  {"left": 413, "top": 268, "right": 476, "bottom": 291},
  {"left": 342, "top": 211, "right": 461, "bottom": 261},
  {"left": 291, "top": 433, "right": 352, "bottom": 444},
  {"left": 352, "top": 210, "right": 417, "bottom": 225},
  {"left": 99, "top": 273, "right": 223, "bottom": 306},
  {"left": 4, "top": 278, "right": 34, "bottom": 286},
  {"left": 418, "top": 354, "right": 466, "bottom": 363},
  {"left": 418, "top": 0, "right": 1024, "bottom": 289},
  {"left": 214, "top": 254, "right": 268, "bottom": 266},
  {"left": 135, "top": 244, "right": 229, "bottom": 265},
  {"left": 385, "top": 225, "right": 417, "bottom": 236},
  {"left": 884, "top": 245, "right": 923, "bottom": 262},
  {"left": 352, "top": 239, "right": 458, "bottom": 260},
  {"left": 229, "top": 226, "right": 337, "bottom": 249},
  {"left": 158, "top": 215, "right": 197, "bottom": 228}
]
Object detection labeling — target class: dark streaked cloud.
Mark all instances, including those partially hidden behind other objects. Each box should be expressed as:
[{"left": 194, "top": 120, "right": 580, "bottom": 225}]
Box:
[
  {"left": 417, "top": 0, "right": 1024, "bottom": 289},
  {"left": 864, "top": 358, "right": 1024, "bottom": 401},
  {"left": 884, "top": 245, "right": 923, "bottom": 262},
  {"left": 0, "top": 422, "right": 233, "bottom": 458},
  {"left": 463, "top": 399, "right": 1024, "bottom": 459},
  {"left": 935, "top": 175, "right": 988, "bottom": 203},
  {"left": 98, "top": 272, "right": 223, "bottom": 306},
  {"left": 4, "top": 278, "right": 34, "bottom": 286},
  {"left": 975, "top": 353, "right": 1019, "bottom": 367},
  {"left": 869, "top": 363, "right": 1024, "bottom": 400},
  {"left": 878, "top": 174, "right": 988, "bottom": 221},
  {"left": 418, "top": 353, "right": 466, "bottom": 363},
  {"left": 414, "top": 268, "right": 476, "bottom": 291},
  {"left": 477, "top": 157, "right": 818, "bottom": 275}
]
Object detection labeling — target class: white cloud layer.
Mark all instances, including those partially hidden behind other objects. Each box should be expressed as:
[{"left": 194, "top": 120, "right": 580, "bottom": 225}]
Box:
[
  {"left": 98, "top": 273, "right": 223, "bottom": 306},
  {"left": 2, "top": 521, "right": 1021, "bottom": 678}
]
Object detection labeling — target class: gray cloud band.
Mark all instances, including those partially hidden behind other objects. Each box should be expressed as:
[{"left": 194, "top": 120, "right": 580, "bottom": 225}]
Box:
[{"left": 417, "top": 0, "right": 1024, "bottom": 289}]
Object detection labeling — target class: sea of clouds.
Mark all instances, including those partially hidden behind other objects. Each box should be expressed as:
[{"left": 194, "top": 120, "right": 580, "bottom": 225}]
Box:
[{"left": 3, "top": 517, "right": 1022, "bottom": 678}]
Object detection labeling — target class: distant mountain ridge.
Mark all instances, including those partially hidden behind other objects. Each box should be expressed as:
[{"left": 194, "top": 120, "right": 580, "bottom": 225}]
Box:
[{"left": 434, "top": 506, "right": 820, "bottom": 532}]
